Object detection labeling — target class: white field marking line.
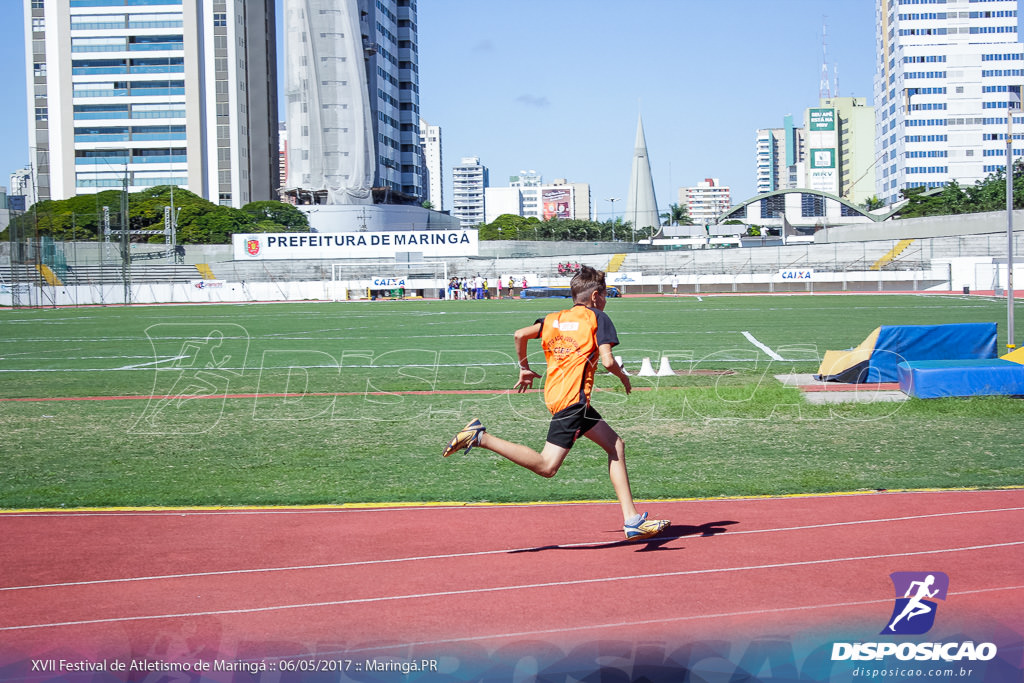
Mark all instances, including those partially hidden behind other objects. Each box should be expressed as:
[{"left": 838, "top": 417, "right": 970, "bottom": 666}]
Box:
[
  {"left": 1, "top": 542, "right": 1020, "bottom": 633},
  {"left": 3, "top": 506, "right": 1022, "bottom": 593},
  {"left": 334, "top": 585, "right": 1024, "bottom": 656},
  {"left": 115, "top": 355, "right": 188, "bottom": 370},
  {"left": 741, "top": 331, "right": 785, "bottom": 361},
  {"left": 0, "top": 357, "right": 808, "bottom": 374}
]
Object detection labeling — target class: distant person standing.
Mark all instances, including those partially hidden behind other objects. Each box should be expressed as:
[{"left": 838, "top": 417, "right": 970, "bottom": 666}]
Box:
[{"left": 672, "top": 274, "right": 679, "bottom": 296}]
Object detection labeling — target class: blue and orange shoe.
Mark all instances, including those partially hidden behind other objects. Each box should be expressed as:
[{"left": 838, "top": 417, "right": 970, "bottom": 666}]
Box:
[
  {"left": 442, "top": 418, "right": 485, "bottom": 457},
  {"left": 623, "top": 512, "right": 670, "bottom": 541}
]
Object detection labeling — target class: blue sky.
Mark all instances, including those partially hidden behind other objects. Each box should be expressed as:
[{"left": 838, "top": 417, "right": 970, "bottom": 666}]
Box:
[{"left": 0, "top": 0, "right": 878, "bottom": 217}]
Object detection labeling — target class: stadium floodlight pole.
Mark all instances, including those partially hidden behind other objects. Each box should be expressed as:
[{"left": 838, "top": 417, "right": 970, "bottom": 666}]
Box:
[
  {"left": 1008, "top": 92, "right": 1017, "bottom": 350},
  {"left": 607, "top": 197, "right": 619, "bottom": 240}
]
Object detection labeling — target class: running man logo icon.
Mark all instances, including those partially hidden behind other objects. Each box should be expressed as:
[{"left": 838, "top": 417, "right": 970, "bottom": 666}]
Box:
[{"left": 881, "top": 571, "right": 949, "bottom": 635}]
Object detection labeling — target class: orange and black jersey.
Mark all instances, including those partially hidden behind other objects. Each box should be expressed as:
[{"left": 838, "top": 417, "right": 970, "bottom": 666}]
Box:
[{"left": 536, "top": 304, "right": 619, "bottom": 415}]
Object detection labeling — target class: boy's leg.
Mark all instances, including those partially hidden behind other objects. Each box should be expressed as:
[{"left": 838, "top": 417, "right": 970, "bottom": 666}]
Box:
[
  {"left": 477, "top": 432, "right": 570, "bottom": 479},
  {"left": 585, "top": 420, "right": 670, "bottom": 539},
  {"left": 582, "top": 420, "right": 638, "bottom": 522}
]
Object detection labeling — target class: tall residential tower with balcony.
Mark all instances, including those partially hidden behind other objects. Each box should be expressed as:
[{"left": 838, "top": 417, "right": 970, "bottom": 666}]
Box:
[
  {"left": 681, "top": 178, "right": 731, "bottom": 225},
  {"left": 419, "top": 117, "right": 442, "bottom": 209},
  {"left": 756, "top": 115, "right": 805, "bottom": 194},
  {"left": 452, "top": 156, "right": 487, "bottom": 227},
  {"left": 875, "top": 0, "right": 1024, "bottom": 204},
  {"left": 24, "top": 0, "right": 279, "bottom": 207}
]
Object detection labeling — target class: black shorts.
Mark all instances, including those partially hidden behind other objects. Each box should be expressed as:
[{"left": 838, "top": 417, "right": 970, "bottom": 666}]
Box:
[{"left": 546, "top": 402, "right": 603, "bottom": 449}]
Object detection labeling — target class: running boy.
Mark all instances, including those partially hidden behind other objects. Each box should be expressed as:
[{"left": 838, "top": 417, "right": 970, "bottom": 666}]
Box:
[{"left": 442, "top": 266, "right": 669, "bottom": 540}]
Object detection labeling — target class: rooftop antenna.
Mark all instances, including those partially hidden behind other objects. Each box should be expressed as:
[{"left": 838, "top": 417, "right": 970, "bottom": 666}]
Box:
[
  {"left": 834, "top": 63, "right": 840, "bottom": 99},
  {"left": 820, "top": 17, "right": 831, "bottom": 100}
]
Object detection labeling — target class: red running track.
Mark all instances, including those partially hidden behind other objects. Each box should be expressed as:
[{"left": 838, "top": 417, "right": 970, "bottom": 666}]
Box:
[{"left": 1, "top": 489, "right": 1022, "bottom": 680}]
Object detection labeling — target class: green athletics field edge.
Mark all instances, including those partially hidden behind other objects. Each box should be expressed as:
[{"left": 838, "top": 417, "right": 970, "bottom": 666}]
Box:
[{"left": 3, "top": 485, "right": 1022, "bottom": 514}]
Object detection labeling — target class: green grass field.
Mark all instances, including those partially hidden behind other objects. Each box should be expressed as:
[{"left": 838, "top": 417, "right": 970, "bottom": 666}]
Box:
[{"left": 1, "top": 293, "right": 1022, "bottom": 509}]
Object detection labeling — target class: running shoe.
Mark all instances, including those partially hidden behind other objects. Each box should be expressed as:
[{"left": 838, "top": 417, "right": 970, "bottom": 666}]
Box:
[
  {"left": 623, "top": 511, "right": 670, "bottom": 540},
  {"left": 442, "top": 418, "right": 485, "bottom": 457}
]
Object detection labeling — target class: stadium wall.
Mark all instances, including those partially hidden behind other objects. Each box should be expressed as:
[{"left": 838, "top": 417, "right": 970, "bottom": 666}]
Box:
[
  {"left": 815, "top": 208, "right": 1024, "bottom": 243},
  {"left": 1, "top": 268, "right": 956, "bottom": 307}
]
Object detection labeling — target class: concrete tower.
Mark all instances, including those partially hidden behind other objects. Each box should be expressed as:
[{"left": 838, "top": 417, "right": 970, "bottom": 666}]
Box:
[
  {"left": 626, "top": 114, "right": 659, "bottom": 236},
  {"left": 282, "top": 0, "right": 422, "bottom": 205},
  {"left": 283, "top": 0, "right": 374, "bottom": 204}
]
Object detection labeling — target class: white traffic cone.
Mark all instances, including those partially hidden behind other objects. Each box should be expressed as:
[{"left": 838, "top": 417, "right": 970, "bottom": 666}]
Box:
[
  {"left": 657, "top": 356, "right": 675, "bottom": 376},
  {"left": 637, "top": 357, "right": 657, "bottom": 376},
  {"left": 615, "top": 356, "right": 629, "bottom": 375}
]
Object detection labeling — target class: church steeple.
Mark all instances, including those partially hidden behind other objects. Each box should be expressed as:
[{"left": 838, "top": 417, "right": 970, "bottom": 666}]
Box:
[{"left": 625, "top": 113, "right": 659, "bottom": 237}]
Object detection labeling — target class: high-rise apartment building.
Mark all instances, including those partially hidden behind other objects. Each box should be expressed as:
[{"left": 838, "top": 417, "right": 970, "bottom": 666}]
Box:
[
  {"left": 810, "top": 97, "right": 876, "bottom": 205},
  {"left": 756, "top": 100, "right": 875, "bottom": 205},
  {"left": 9, "top": 167, "right": 35, "bottom": 210},
  {"left": 25, "top": 0, "right": 278, "bottom": 207},
  {"left": 756, "top": 115, "right": 806, "bottom": 194},
  {"left": 365, "top": 0, "right": 422, "bottom": 201},
  {"left": 452, "top": 156, "right": 487, "bottom": 227},
  {"left": 419, "top": 118, "right": 442, "bottom": 209},
  {"left": 680, "top": 178, "right": 731, "bottom": 225},
  {"left": 875, "top": 0, "right": 1024, "bottom": 204},
  {"left": 282, "top": 0, "right": 421, "bottom": 205},
  {"left": 510, "top": 170, "right": 543, "bottom": 217}
]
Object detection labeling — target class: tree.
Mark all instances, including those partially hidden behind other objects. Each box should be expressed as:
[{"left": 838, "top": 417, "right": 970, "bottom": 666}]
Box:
[
  {"left": 3, "top": 186, "right": 312, "bottom": 244},
  {"left": 478, "top": 214, "right": 539, "bottom": 240},
  {"left": 240, "top": 201, "right": 309, "bottom": 231},
  {"left": 603, "top": 216, "right": 631, "bottom": 241},
  {"left": 181, "top": 205, "right": 252, "bottom": 244},
  {"left": 894, "top": 160, "right": 1024, "bottom": 218},
  {"left": 660, "top": 203, "right": 692, "bottom": 226},
  {"left": 477, "top": 215, "right": 622, "bottom": 242},
  {"left": 861, "top": 196, "right": 886, "bottom": 211}
]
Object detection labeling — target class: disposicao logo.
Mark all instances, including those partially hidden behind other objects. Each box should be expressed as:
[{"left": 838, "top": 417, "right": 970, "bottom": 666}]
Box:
[
  {"left": 831, "top": 571, "right": 998, "bottom": 663},
  {"left": 882, "top": 571, "right": 948, "bottom": 635}
]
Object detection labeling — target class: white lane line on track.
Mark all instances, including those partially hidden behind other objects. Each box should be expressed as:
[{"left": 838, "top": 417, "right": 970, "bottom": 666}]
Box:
[
  {"left": 3, "top": 506, "right": 1022, "bottom": 593},
  {"left": 741, "top": 331, "right": 785, "bottom": 361},
  {"left": 334, "top": 585, "right": 1024, "bottom": 655},
  {"left": 2, "top": 542, "right": 1021, "bottom": 632}
]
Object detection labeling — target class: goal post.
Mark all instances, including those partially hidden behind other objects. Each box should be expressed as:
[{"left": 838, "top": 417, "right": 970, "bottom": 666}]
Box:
[{"left": 329, "top": 261, "right": 450, "bottom": 301}]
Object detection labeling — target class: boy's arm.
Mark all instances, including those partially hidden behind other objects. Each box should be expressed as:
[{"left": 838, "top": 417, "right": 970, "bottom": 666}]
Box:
[
  {"left": 513, "top": 322, "right": 543, "bottom": 392},
  {"left": 599, "top": 343, "right": 631, "bottom": 395}
]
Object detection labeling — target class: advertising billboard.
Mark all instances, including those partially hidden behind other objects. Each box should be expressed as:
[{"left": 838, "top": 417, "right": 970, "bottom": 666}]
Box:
[{"left": 542, "top": 188, "right": 572, "bottom": 220}]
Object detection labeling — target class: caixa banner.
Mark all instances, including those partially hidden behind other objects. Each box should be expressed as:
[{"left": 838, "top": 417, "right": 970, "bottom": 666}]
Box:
[
  {"left": 233, "top": 230, "right": 479, "bottom": 260},
  {"left": 779, "top": 268, "right": 814, "bottom": 281}
]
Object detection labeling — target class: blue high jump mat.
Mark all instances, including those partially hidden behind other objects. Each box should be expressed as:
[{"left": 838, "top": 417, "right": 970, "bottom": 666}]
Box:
[
  {"left": 816, "top": 323, "right": 998, "bottom": 383},
  {"left": 898, "top": 358, "right": 1024, "bottom": 399}
]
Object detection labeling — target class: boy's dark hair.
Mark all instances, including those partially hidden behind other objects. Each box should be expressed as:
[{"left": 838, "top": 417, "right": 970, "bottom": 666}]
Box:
[{"left": 570, "top": 265, "right": 606, "bottom": 302}]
